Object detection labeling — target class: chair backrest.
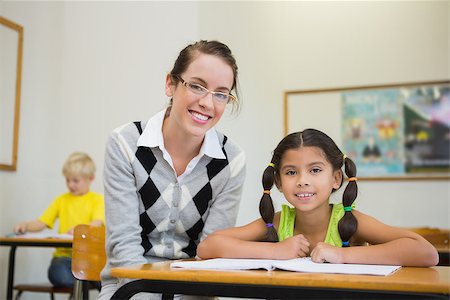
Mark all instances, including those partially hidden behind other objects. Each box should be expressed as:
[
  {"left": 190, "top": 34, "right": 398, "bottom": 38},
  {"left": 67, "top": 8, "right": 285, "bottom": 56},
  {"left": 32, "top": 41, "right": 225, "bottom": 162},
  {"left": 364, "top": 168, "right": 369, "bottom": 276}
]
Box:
[
  {"left": 408, "top": 227, "right": 442, "bottom": 236},
  {"left": 408, "top": 227, "right": 450, "bottom": 249},
  {"left": 421, "top": 232, "right": 450, "bottom": 249},
  {"left": 71, "top": 224, "right": 106, "bottom": 281}
]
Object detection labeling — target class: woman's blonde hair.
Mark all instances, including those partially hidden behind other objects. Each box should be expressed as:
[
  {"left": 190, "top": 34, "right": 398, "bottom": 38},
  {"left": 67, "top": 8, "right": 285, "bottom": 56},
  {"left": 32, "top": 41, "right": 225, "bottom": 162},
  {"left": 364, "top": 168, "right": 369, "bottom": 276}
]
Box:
[{"left": 62, "top": 152, "right": 96, "bottom": 178}]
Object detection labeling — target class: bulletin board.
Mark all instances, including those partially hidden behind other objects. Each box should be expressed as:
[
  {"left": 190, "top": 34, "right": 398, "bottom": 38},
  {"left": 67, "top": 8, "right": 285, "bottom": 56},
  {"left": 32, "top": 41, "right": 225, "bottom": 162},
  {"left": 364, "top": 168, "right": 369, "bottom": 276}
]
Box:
[
  {"left": 0, "top": 16, "right": 23, "bottom": 171},
  {"left": 283, "top": 80, "right": 450, "bottom": 181}
]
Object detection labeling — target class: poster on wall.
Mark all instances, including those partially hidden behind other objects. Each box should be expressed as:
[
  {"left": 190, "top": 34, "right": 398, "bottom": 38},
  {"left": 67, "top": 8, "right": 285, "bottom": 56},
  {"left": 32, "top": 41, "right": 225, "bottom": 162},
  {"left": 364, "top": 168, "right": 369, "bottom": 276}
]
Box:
[
  {"left": 341, "top": 83, "right": 450, "bottom": 178},
  {"left": 402, "top": 86, "right": 450, "bottom": 174},
  {"left": 284, "top": 80, "right": 450, "bottom": 180},
  {"left": 342, "top": 90, "right": 404, "bottom": 176}
]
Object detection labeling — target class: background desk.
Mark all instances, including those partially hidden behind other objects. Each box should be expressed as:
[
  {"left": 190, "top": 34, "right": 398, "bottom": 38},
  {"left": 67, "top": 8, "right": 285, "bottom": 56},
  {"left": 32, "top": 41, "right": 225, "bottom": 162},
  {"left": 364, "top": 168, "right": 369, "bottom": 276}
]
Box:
[
  {"left": 111, "top": 260, "right": 450, "bottom": 299},
  {"left": 0, "top": 237, "right": 72, "bottom": 300}
]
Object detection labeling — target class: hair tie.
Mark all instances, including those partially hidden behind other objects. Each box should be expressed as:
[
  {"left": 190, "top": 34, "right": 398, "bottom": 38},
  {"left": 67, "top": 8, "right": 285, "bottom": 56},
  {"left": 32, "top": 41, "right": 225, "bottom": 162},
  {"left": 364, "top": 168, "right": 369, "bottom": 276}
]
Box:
[
  {"left": 348, "top": 177, "right": 358, "bottom": 182},
  {"left": 343, "top": 154, "right": 347, "bottom": 160},
  {"left": 266, "top": 223, "right": 273, "bottom": 228},
  {"left": 268, "top": 163, "right": 275, "bottom": 168},
  {"left": 342, "top": 241, "right": 350, "bottom": 247},
  {"left": 263, "top": 190, "right": 271, "bottom": 195},
  {"left": 344, "top": 206, "right": 352, "bottom": 212}
]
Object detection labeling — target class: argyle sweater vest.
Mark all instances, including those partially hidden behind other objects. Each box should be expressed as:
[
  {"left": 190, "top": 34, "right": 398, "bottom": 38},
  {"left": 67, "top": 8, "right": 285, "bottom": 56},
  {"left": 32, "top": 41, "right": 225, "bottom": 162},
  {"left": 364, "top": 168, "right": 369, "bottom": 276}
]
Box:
[{"left": 133, "top": 121, "right": 236, "bottom": 257}]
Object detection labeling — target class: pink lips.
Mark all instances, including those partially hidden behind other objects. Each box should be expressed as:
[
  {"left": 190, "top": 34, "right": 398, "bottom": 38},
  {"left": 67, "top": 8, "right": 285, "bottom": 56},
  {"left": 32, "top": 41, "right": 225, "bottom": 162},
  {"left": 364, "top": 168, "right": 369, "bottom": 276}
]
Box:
[{"left": 190, "top": 110, "right": 210, "bottom": 125}]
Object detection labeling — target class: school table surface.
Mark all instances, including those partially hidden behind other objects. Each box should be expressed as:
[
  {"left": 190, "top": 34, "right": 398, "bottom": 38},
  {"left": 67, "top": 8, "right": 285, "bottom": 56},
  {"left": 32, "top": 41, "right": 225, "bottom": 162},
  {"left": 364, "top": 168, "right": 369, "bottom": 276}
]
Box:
[
  {"left": 0, "top": 236, "right": 72, "bottom": 300},
  {"left": 110, "top": 260, "right": 450, "bottom": 300}
]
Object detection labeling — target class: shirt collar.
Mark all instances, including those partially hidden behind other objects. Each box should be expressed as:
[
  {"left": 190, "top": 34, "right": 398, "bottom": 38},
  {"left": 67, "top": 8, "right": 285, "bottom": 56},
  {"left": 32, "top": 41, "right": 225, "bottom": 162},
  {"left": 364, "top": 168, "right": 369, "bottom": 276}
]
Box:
[{"left": 137, "top": 109, "right": 225, "bottom": 159}]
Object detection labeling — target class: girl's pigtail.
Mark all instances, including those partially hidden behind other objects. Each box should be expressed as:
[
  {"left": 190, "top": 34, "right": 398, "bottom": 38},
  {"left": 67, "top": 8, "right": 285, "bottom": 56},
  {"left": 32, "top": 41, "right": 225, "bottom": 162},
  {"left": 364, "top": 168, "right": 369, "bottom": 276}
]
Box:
[
  {"left": 259, "top": 163, "right": 278, "bottom": 242},
  {"left": 338, "top": 156, "right": 358, "bottom": 247}
]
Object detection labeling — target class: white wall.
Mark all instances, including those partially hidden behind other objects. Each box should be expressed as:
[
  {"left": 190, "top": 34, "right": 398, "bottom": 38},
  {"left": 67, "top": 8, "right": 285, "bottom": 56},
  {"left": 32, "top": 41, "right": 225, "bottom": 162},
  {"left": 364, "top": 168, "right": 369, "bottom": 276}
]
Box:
[
  {"left": 0, "top": 2, "right": 199, "bottom": 299},
  {"left": 0, "top": 1, "right": 449, "bottom": 299},
  {"left": 198, "top": 1, "right": 450, "bottom": 227}
]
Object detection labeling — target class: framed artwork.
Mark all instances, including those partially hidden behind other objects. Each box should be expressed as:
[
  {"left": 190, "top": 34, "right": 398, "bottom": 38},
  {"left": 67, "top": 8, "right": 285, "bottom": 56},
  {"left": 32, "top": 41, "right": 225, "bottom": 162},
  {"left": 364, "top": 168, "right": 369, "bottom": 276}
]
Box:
[
  {"left": 284, "top": 80, "right": 450, "bottom": 180},
  {"left": 0, "top": 16, "right": 23, "bottom": 171}
]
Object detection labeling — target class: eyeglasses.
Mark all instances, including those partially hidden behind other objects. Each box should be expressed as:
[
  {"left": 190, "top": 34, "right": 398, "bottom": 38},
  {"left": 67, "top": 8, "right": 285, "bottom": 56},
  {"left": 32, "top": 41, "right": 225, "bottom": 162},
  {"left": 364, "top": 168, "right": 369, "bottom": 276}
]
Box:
[{"left": 174, "top": 75, "right": 236, "bottom": 104}]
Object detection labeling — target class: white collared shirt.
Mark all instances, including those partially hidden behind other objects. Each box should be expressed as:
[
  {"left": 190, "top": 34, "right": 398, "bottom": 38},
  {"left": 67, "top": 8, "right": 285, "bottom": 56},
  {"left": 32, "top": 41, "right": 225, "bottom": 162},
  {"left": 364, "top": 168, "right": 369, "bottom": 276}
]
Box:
[{"left": 136, "top": 109, "right": 225, "bottom": 182}]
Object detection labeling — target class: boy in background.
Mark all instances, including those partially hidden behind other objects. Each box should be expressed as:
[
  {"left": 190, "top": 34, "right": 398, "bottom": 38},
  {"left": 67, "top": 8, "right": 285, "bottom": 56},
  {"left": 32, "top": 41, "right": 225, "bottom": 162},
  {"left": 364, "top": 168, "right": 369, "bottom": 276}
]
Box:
[{"left": 13, "top": 152, "right": 105, "bottom": 287}]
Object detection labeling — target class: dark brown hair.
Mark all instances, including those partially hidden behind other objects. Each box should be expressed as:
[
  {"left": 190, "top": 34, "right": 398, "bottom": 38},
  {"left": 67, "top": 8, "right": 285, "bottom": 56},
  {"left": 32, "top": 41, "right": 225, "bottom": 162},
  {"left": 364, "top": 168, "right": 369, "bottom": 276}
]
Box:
[{"left": 259, "top": 129, "right": 358, "bottom": 245}]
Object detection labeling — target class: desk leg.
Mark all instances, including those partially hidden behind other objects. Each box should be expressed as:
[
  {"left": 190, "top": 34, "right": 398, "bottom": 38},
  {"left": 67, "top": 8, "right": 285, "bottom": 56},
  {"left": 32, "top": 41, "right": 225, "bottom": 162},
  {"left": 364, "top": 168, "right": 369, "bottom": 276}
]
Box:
[
  {"left": 162, "top": 294, "right": 174, "bottom": 300},
  {"left": 6, "top": 245, "right": 17, "bottom": 300},
  {"left": 82, "top": 281, "right": 89, "bottom": 300}
]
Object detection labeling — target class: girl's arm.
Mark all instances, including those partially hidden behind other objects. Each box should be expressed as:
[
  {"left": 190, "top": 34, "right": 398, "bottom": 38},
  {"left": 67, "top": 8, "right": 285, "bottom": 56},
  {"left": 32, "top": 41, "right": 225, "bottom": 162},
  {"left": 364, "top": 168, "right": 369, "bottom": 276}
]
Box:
[
  {"left": 310, "top": 210, "right": 439, "bottom": 266},
  {"left": 197, "top": 217, "right": 310, "bottom": 260}
]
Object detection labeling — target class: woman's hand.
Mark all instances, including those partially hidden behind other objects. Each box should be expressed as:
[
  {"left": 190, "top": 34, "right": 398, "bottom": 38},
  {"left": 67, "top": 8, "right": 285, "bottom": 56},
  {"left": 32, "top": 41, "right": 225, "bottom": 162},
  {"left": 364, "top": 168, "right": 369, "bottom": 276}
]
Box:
[
  {"left": 274, "top": 234, "right": 310, "bottom": 259},
  {"left": 310, "top": 242, "right": 344, "bottom": 263}
]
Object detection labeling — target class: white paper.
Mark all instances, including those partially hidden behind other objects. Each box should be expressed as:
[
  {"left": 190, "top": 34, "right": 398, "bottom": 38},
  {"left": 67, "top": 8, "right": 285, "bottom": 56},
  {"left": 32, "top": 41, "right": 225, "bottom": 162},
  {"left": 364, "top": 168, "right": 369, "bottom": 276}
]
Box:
[
  {"left": 10, "top": 232, "right": 73, "bottom": 240},
  {"left": 171, "top": 258, "right": 401, "bottom": 276},
  {"left": 172, "top": 258, "right": 278, "bottom": 271}
]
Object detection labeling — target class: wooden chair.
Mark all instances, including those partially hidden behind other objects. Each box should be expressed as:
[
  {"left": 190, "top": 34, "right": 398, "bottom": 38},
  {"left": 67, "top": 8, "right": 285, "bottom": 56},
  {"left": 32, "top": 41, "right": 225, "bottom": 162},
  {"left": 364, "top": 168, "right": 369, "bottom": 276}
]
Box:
[
  {"left": 71, "top": 224, "right": 106, "bottom": 300},
  {"left": 13, "top": 283, "right": 72, "bottom": 300},
  {"left": 407, "top": 226, "right": 443, "bottom": 236},
  {"left": 408, "top": 227, "right": 450, "bottom": 266},
  {"left": 421, "top": 231, "right": 450, "bottom": 248},
  {"left": 408, "top": 227, "right": 450, "bottom": 247}
]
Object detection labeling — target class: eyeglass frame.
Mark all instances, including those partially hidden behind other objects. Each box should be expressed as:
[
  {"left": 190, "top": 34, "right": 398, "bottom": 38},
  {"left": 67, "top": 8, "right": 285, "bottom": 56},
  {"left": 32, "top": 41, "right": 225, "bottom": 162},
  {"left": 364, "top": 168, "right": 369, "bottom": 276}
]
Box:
[{"left": 172, "top": 74, "right": 237, "bottom": 104}]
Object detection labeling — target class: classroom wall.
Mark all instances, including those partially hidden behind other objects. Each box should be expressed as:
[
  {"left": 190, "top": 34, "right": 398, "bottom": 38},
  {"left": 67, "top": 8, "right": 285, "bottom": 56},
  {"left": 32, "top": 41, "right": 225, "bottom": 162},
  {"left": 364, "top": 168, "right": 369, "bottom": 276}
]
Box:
[
  {"left": 198, "top": 1, "right": 450, "bottom": 226},
  {"left": 0, "top": 1, "right": 448, "bottom": 299},
  {"left": 0, "top": 2, "right": 199, "bottom": 299}
]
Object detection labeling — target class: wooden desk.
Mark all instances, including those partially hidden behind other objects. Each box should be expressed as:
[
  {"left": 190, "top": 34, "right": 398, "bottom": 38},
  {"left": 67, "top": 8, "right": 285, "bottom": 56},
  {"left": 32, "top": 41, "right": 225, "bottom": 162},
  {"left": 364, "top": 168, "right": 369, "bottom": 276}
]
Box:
[
  {"left": 110, "top": 260, "right": 450, "bottom": 299},
  {"left": 0, "top": 237, "right": 72, "bottom": 300}
]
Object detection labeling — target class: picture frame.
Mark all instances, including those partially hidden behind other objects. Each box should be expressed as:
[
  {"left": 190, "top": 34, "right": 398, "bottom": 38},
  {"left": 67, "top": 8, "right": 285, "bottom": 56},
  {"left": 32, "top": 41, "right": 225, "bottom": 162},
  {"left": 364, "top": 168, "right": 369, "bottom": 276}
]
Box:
[
  {"left": 284, "top": 80, "right": 450, "bottom": 181},
  {"left": 0, "top": 16, "right": 23, "bottom": 171}
]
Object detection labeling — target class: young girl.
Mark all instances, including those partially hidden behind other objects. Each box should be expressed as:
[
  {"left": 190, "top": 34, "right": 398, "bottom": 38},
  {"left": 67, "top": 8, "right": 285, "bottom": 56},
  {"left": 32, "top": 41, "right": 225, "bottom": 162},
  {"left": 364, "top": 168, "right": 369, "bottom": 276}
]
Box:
[{"left": 198, "top": 129, "right": 439, "bottom": 266}]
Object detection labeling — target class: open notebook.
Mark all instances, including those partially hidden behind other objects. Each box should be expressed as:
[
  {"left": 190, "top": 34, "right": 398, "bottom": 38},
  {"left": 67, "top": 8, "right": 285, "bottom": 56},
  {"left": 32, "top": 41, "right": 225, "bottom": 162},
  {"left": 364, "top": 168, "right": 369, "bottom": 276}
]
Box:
[{"left": 171, "top": 258, "right": 401, "bottom": 276}]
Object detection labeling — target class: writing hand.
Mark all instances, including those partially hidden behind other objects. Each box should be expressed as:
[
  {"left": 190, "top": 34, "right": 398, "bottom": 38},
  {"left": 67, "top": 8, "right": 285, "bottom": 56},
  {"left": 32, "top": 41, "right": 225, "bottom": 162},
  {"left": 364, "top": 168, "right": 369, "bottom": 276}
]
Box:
[{"left": 310, "top": 242, "right": 344, "bottom": 263}]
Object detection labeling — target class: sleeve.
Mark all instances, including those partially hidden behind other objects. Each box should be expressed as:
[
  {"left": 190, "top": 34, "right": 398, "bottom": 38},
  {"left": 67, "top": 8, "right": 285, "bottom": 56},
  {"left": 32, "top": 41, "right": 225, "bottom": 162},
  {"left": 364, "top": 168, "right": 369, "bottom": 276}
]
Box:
[
  {"left": 38, "top": 196, "right": 61, "bottom": 229},
  {"left": 91, "top": 194, "right": 105, "bottom": 223},
  {"left": 103, "top": 130, "right": 147, "bottom": 272},
  {"left": 199, "top": 148, "right": 246, "bottom": 241}
]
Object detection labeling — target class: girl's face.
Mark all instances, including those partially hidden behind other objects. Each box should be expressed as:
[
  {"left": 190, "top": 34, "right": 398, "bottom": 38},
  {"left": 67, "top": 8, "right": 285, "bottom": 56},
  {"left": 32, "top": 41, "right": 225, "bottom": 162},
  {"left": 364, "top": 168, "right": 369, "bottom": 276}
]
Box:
[
  {"left": 165, "top": 53, "right": 234, "bottom": 138},
  {"left": 278, "top": 146, "right": 342, "bottom": 213}
]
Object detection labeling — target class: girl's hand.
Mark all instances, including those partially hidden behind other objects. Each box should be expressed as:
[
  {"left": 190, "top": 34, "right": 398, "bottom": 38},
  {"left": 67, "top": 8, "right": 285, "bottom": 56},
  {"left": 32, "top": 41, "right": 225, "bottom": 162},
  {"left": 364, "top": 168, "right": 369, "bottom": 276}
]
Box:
[
  {"left": 274, "top": 234, "right": 310, "bottom": 259},
  {"left": 310, "top": 242, "right": 344, "bottom": 263}
]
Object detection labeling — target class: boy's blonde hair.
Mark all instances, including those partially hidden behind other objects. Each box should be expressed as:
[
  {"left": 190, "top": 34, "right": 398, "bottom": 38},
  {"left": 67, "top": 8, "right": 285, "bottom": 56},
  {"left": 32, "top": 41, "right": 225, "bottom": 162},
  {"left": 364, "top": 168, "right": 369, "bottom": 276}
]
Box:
[{"left": 62, "top": 152, "right": 96, "bottom": 178}]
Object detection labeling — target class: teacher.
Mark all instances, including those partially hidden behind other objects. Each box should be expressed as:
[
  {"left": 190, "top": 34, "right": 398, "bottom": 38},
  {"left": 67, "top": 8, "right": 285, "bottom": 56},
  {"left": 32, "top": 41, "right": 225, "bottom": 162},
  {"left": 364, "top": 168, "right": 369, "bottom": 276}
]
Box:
[{"left": 98, "top": 40, "right": 246, "bottom": 299}]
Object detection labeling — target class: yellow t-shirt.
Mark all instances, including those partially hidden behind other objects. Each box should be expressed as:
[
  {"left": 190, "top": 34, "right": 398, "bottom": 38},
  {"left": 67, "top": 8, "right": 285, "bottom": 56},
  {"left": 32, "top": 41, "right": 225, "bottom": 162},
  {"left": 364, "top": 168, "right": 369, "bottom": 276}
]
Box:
[{"left": 39, "top": 191, "right": 105, "bottom": 257}]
